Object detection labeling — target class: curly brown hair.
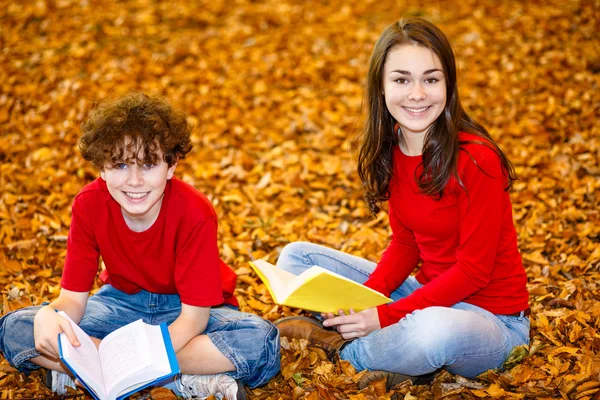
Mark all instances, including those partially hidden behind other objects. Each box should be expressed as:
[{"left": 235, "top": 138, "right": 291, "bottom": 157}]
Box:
[{"left": 79, "top": 92, "right": 192, "bottom": 169}]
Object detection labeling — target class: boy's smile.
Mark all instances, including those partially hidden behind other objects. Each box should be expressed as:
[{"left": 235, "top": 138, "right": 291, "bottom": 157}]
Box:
[{"left": 100, "top": 144, "right": 177, "bottom": 232}]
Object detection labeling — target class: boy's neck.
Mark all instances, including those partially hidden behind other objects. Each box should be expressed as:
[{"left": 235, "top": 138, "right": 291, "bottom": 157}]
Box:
[{"left": 122, "top": 194, "right": 164, "bottom": 232}]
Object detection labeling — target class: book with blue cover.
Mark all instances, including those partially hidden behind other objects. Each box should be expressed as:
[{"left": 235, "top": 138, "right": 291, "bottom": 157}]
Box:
[{"left": 57, "top": 311, "right": 179, "bottom": 400}]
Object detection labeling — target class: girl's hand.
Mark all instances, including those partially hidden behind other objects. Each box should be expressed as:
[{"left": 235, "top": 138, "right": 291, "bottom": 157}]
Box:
[
  {"left": 33, "top": 305, "right": 80, "bottom": 359},
  {"left": 320, "top": 308, "right": 381, "bottom": 339}
]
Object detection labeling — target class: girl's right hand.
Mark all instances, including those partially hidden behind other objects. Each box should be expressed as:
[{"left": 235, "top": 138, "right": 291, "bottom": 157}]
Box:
[{"left": 33, "top": 305, "right": 80, "bottom": 359}]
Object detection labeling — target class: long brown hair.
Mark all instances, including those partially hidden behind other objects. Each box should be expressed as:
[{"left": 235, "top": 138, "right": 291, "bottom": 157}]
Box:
[{"left": 357, "top": 18, "right": 516, "bottom": 214}]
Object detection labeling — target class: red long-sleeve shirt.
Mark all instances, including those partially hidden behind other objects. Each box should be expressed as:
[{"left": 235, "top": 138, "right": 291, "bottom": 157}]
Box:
[{"left": 364, "top": 132, "right": 529, "bottom": 328}]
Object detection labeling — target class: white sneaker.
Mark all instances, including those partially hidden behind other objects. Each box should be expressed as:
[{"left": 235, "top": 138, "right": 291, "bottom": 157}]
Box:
[
  {"left": 176, "top": 374, "right": 246, "bottom": 400},
  {"left": 45, "top": 370, "right": 77, "bottom": 394}
]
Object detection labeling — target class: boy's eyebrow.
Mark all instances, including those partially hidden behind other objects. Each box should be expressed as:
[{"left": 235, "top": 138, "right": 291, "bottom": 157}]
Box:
[{"left": 390, "top": 68, "right": 442, "bottom": 75}]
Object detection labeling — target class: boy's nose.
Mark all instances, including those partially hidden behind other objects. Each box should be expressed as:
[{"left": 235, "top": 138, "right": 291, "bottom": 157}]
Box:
[{"left": 127, "top": 166, "right": 144, "bottom": 186}]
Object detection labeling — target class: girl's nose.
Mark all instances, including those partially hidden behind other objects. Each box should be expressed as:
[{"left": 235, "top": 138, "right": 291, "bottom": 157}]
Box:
[{"left": 408, "top": 83, "right": 426, "bottom": 101}]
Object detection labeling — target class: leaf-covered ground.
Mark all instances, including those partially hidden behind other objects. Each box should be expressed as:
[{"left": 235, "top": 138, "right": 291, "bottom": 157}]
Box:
[{"left": 0, "top": 0, "right": 599, "bottom": 399}]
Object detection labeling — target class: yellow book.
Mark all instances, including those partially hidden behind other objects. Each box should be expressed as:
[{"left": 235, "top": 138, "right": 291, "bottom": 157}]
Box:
[{"left": 249, "top": 259, "right": 392, "bottom": 313}]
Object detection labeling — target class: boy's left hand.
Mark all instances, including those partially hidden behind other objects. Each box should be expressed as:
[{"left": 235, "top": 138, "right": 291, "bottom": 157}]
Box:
[{"left": 320, "top": 308, "right": 381, "bottom": 339}]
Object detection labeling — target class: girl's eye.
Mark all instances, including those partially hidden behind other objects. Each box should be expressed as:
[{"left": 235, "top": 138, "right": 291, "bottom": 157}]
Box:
[
  {"left": 425, "top": 78, "right": 439, "bottom": 84},
  {"left": 395, "top": 78, "right": 409, "bottom": 84}
]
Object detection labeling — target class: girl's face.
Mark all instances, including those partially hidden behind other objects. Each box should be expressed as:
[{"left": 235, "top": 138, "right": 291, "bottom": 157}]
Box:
[{"left": 382, "top": 44, "right": 447, "bottom": 139}]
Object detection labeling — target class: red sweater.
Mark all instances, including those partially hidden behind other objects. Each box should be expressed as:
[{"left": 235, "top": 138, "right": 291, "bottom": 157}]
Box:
[
  {"left": 61, "top": 177, "right": 238, "bottom": 307},
  {"left": 364, "top": 133, "right": 529, "bottom": 327}
]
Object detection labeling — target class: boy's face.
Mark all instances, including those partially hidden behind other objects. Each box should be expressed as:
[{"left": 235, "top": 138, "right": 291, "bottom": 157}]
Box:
[{"left": 100, "top": 141, "right": 176, "bottom": 231}]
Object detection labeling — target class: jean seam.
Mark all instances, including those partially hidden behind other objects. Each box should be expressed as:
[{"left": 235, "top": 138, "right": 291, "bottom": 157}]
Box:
[
  {"left": 13, "top": 348, "right": 41, "bottom": 370},
  {"left": 301, "top": 250, "right": 373, "bottom": 277}
]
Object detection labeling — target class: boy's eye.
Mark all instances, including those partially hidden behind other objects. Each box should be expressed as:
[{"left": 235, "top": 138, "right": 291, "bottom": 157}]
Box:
[
  {"left": 114, "top": 163, "right": 128, "bottom": 170},
  {"left": 142, "top": 163, "right": 156, "bottom": 170}
]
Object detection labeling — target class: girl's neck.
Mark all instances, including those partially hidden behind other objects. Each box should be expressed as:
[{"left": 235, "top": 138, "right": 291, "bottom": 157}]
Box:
[{"left": 399, "top": 131, "right": 425, "bottom": 156}]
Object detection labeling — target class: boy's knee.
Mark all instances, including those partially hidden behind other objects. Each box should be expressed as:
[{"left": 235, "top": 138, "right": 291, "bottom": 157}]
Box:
[
  {"left": 0, "top": 307, "right": 38, "bottom": 368},
  {"left": 243, "top": 318, "right": 281, "bottom": 387}
]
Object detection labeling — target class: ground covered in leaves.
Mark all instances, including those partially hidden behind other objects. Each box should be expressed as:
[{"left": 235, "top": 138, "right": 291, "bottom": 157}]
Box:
[{"left": 1, "top": 0, "right": 599, "bottom": 399}]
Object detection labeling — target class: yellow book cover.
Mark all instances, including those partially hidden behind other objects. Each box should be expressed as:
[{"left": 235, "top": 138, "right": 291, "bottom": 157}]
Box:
[{"left": 249, "top": 259, "right": 392, "bottom": 313}]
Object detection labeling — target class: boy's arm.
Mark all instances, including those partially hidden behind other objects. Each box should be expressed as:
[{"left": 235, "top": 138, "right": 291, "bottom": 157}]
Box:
[
  {"left": 33, "top": 288, "right": 89, "bottom": 359},
  {"left": 168, "top": 303, "right": 210, "bottom": 353}
]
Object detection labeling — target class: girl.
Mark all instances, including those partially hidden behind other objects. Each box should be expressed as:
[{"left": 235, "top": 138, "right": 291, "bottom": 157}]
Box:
[{"left": 275, "top": 17, "right": 529, "bottom": 386}]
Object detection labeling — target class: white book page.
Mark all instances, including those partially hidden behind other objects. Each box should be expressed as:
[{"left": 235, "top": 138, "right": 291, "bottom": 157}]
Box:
[
  {"left": 252, "top": 260, "right": 298, "bottom": 301},
  {"left": 98, "top": 319, "right": 153, "bottom": 396},
  {"left": 105, "top": 323, "right": 171, "bottom": 399},
  {"left": 57, "top": 311, "right": 106, "bottom": 399}
]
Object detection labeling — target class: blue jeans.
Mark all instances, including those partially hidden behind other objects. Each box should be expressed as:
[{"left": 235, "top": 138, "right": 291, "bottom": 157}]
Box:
[
  {"left": 0, "top": 285, "right": 280, "bottom": 388},
  {"left": 277, "top": 242, "right": 530, "bottom": 379}
]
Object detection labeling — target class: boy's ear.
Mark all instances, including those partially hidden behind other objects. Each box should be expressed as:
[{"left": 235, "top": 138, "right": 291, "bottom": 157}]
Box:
[
  {"left": 167, "top": 162, "right": 177, "bottom": 180},
  {"left": 100, "top": 169, "right": 106, "bottom": 180}
]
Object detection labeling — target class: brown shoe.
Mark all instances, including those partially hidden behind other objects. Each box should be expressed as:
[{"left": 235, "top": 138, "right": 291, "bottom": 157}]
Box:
[
  {"left": 357, "top": 370, "right": 435, "bottom": 390},
  {"left": 274, "top": 316, "right": 347, "bottom": 359}
]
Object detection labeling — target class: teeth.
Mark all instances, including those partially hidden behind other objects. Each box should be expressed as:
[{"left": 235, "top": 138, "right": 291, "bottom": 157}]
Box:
[
  {"left": 125, "top": 192, "right": 149, "bottom": 199},
  {"left": 405, "top": 107, "right": 429, "bottom": 112}
]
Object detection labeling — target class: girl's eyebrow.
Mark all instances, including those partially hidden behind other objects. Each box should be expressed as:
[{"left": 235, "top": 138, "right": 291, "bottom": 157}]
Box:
[{"left": 390, "top": 68, "right": 443, "bottom": 75}]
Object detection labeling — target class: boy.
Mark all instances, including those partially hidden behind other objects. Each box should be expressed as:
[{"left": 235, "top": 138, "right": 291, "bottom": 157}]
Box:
[{"left": 0, "top": 92, "right": 280, "bottom": 399}]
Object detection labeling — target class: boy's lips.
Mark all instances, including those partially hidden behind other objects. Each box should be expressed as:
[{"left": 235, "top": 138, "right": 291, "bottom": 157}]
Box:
[{"left": 124, "top": 191, "right": 150, "bottom": 200}]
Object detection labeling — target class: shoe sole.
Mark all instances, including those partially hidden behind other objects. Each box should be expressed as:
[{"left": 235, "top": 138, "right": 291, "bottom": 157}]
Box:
[{"left": 358, "top": 371, "right": 435, "bottom": 390}]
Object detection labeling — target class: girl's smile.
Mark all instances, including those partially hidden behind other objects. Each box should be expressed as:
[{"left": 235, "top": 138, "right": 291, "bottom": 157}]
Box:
[{"left": 382, "top": 44, "right": 447, "bottom": 154}]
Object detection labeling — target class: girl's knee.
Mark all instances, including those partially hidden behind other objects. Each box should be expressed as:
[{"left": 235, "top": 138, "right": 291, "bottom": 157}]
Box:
[{"left": 277, "top": 242, "right": 311, "bottom": 267}]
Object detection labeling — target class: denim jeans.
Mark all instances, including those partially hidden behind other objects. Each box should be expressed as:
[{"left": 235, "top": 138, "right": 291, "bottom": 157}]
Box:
[
  {"left": 277, "top": 242, "right": 530, "bottom": 379},
  {"left": 0, "top": 285, "right": 280, "bottom": 388}
]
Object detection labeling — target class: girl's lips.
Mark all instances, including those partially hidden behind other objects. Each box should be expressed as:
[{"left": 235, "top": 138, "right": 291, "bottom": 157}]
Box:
[{"left": 403, "top": 106, "right": 431, "bottom": 114}]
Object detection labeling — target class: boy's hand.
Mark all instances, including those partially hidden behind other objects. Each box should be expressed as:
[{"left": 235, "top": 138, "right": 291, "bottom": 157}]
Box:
[
  {"left": 33, "top": 305, "right": 80, "bottom": 359},
  {"left": 321, "top": 308, "right": 381, "bottom": 339}
]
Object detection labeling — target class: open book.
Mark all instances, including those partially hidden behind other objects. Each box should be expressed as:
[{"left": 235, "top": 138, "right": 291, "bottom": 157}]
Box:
[
  {"left": 57, "top": 311, "right": 179, "bottom": 400},
  {"left": 249, "top": 259, "right": 392, "bottom": 313}
]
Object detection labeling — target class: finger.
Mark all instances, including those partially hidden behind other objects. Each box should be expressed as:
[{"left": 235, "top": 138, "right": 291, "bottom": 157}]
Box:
[
  {"left": 337, "top": 309, "right": 346, "bottom": 316},
  {"left": 36, "top": 342, "right": 55, "bottom": 358},
  {"left": 324, "top": 315, "right": 348, "bottom": 327},
  {"left": 336, "top": 322, "right": 360, "bottom": 334},
  {"left": 349, "top": 308, "right": 356, "bottom": 315},
  {"left": 59, "top": 320, "right": 80, "bottom": 347},
  {"left": 340, "top": 330, "right": 362, "bottom": 340}
]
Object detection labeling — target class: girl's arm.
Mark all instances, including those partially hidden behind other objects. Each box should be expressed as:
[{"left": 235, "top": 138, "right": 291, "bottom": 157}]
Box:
[
  {"left": 362, "top": 200, "right": 421, "bottom": 296},
  {"left": 375, "top": 145, "right": 507, "bottom": 327}
]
